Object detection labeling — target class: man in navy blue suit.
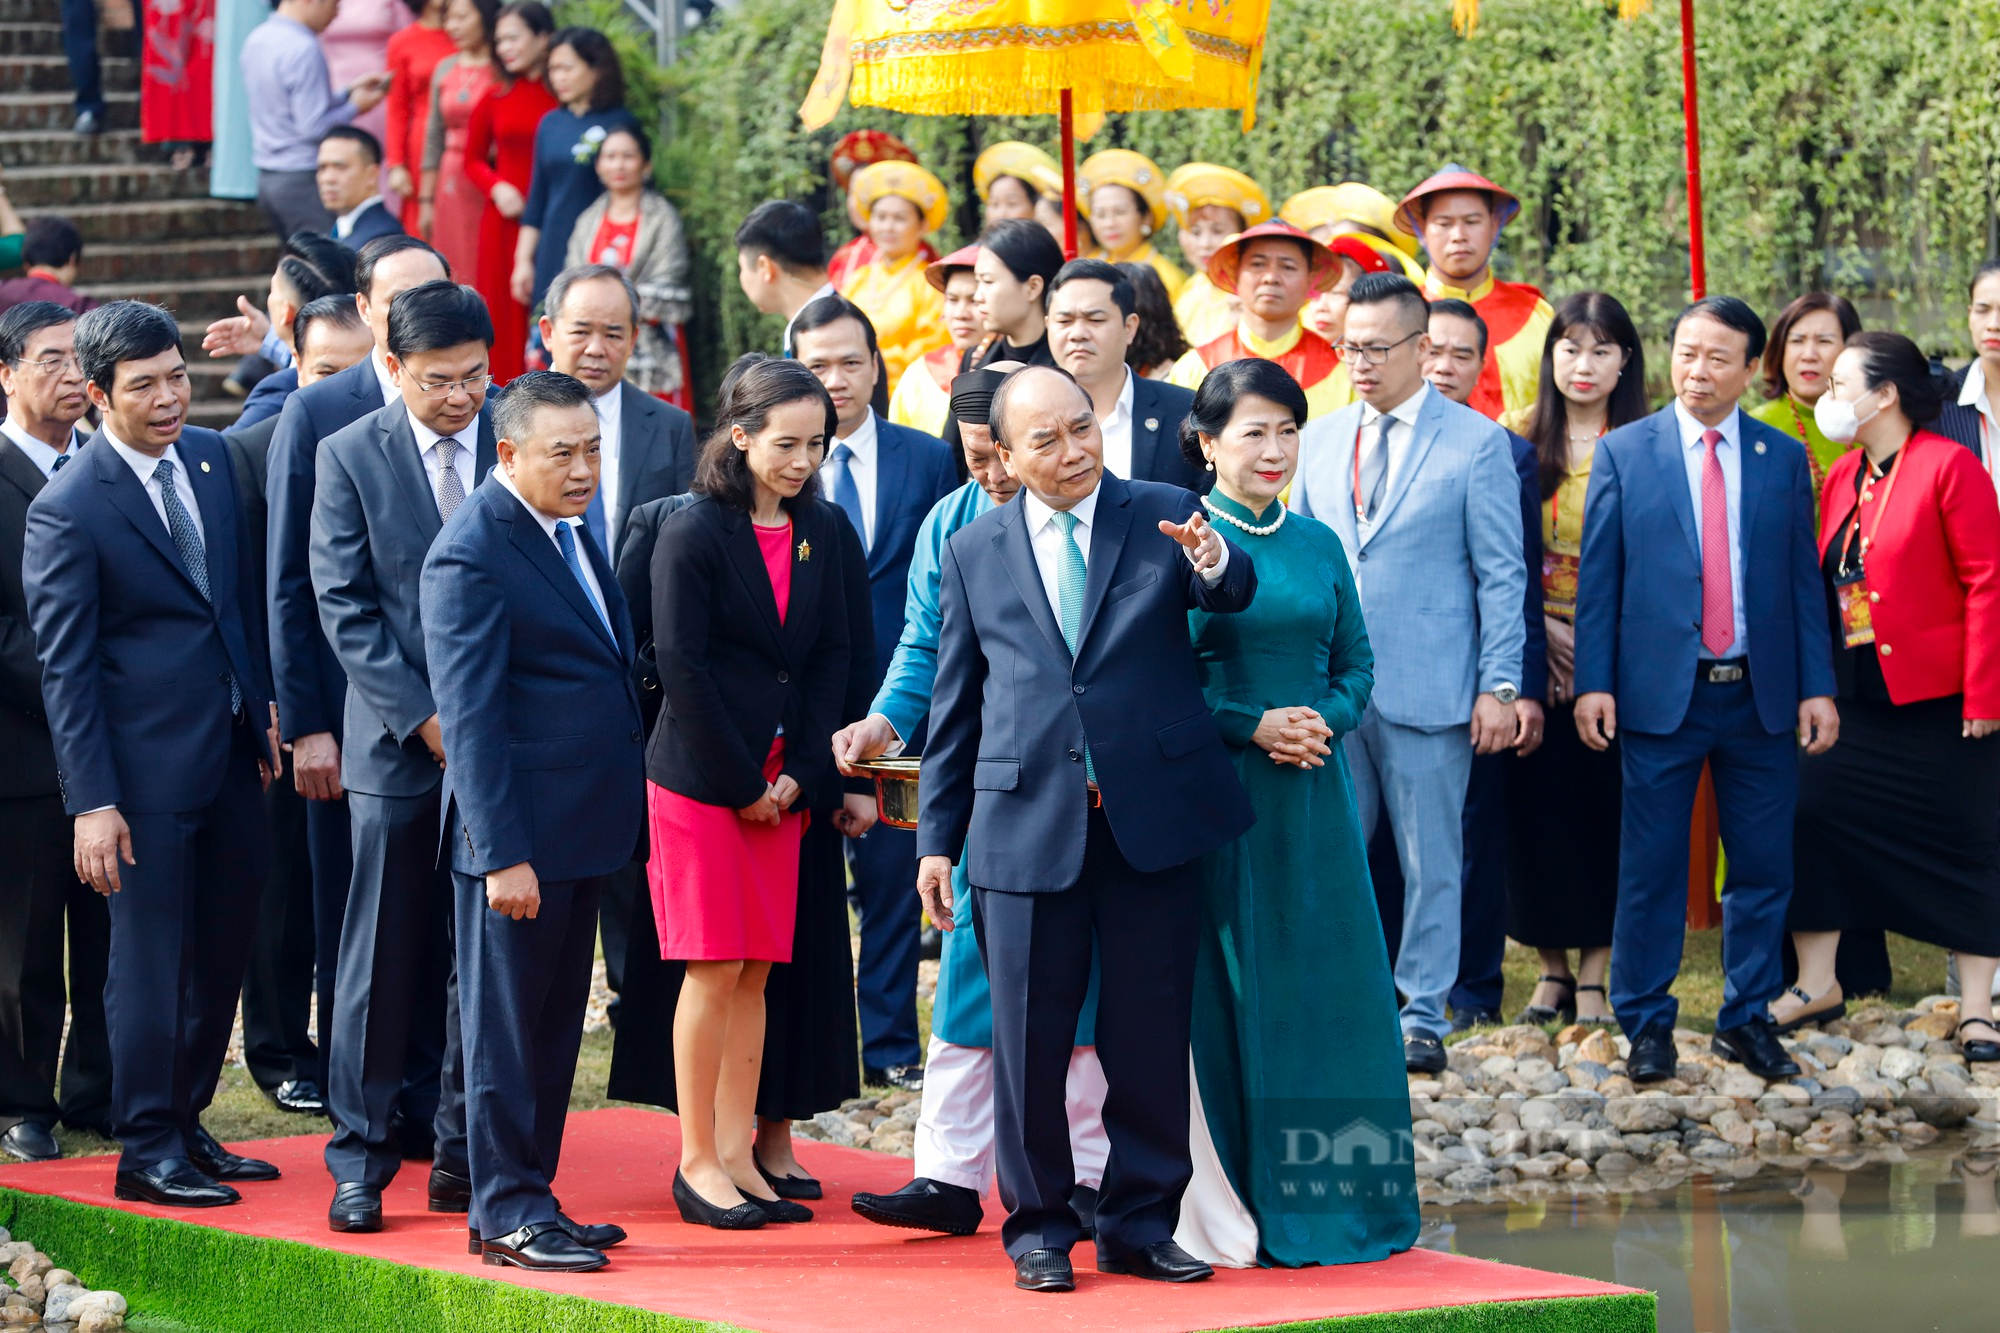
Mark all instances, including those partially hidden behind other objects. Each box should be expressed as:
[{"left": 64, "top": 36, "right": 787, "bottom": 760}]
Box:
[
  {"left": 793, "top": 294, "right": 958, "bottom": 1091},
  {"left": 1574, "top": 295, "right": 1839, "bottom": 1084},
  {"left": 319, "top": 127, "right": 407, "bottom": 253},
  {"left": 421, "top": 371, "right": 643, "bottom": 1274},
  {"left": 917, "top": 365, "right": 1255, "bottom": 1293},
  {"left": 23, "top": 302, "right": 284, "bottom": 1205}
]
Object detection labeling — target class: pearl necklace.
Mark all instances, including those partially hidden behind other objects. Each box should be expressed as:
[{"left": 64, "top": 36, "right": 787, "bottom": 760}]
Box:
[{"left": 1202, "top": 495, "right": 1287, "bottom": 537}]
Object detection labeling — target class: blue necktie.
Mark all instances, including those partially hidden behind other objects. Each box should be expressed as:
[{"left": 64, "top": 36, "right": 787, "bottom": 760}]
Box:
[
  {"left": 582, "top": 483, "right": 608, "bottom": 553},
  {"left": 829, "top": 442, "right": 866, "bottom": 549},
  {"left": 50, "top": 452, "right": 69, "bottom": 473},
  {"left": 1051, "top": 509, "right": 1094, "bottom": 783},
  {"left": 554, "top": 520, "right": 613, "bottom": 637},
  {"left": 153, "top": 458, "right": 241, "bottom": 715}
]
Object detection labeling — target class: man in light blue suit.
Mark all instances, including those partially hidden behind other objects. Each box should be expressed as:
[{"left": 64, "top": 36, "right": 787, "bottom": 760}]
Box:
[
  {"left": 1291, "top": 274, "right": 1526, "bottom": 1072},
  {"left": 1573, "top": 296, "right": 1838, "bottom": 1085}
]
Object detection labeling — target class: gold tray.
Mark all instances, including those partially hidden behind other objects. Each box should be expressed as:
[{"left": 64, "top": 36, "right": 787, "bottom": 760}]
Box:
[{"left": 848, "top": 757, "right": 922, "bottom": 830}]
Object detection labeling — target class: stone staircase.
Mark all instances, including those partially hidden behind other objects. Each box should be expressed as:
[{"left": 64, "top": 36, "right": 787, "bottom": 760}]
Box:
[{"left": 0, "top": 0, "right": 280, "bottom": 428}]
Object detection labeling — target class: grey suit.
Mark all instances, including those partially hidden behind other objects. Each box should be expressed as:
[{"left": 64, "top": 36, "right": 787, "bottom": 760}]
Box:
[{"left": 310, "top": 400, "right": 496, "bottom": 1187}]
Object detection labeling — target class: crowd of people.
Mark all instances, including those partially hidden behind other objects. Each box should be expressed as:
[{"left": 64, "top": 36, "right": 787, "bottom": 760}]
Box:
[{"left": 5, "top": 21, "right": 2000, "bottom": 1294}]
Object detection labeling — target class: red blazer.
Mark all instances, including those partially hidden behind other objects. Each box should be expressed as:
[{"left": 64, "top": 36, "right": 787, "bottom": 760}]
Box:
[{"left": 1817, "top": 430, "right": 2000, "bottom": 716}]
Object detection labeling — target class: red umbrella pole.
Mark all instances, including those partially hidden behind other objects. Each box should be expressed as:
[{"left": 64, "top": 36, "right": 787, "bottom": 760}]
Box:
[
  {"left": 1680, "top": 0, "right": 1706, "bottom": 299},
  {"left": 1059, "top": 88, "right": 1078, "bottom": 260}
]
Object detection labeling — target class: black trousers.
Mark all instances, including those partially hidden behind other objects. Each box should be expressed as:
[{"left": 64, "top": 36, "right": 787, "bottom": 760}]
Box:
[
  {"left": 307, "top": 794, "right": 352, "bottom": 1090},
  {"left": 0, "top": 794, "right": 111, "bottom": 1132},
  {"left": 106, "top": 729, "right": 268, "bottom": 1171},
  {"left": 974, "top": 806, "right": 1200, "bottom": 1261},
  {"left": 456, "top": 869, "right": 601, "bottom": 1239},
  {"left": 323, "top": 788, "right": 464, "bottom": 1187},
  {"left": 240, "top": 776, "right": 318, "bottom": 1091},
  {"left": 597, "top": 859, "right": 643, "bottom": 998}
]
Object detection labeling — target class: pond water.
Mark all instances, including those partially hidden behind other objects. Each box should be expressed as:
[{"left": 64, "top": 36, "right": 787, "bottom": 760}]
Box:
[{"left": 1426, "top": 1146, "right": 2000, "bottom": 1331}]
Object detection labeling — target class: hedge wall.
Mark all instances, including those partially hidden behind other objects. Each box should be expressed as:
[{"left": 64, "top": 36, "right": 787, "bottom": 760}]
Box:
[{"left": 640, "top": 0, "right": 2000, "bottom": 407}]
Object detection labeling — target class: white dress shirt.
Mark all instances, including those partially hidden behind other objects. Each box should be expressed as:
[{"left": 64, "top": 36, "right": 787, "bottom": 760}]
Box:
[
  {"left": 1673, "top": 399, "right": 1750, "bottom": 658},
  {"left": 103, "top": 428, "right": 203, "bottom": 544},
  {"left": 1961, "top": 362, "right": 1998, "bottom": 481},
  {"left": 496, "top": 469, "right": 608, "bottom": 613},
  {"left": 371, "top": 348, "right": 398, "bottom": 408},
  {"left": 334, "top": 195, "right": 385, "bottom": 240},
  {"left": 407, "top": 408, "right": 479, "bottom": 513},
  {"left": 819, "top": 410, "right": 878, "bottom": 549},
  {"left": 593, "top": 383, "right": 624, "bottom": 521},
  {"left": 1354, "top": 380, "right": 1432, "bottom": 545},
  {"left": 782, "top": 282, "right": 838, "bottom": 356},
  {"left": 2, "top": 418, "right": 82, "bottom": 478},
  {"left": 1097, "top": 368, "right": 1138, "bottom": 480},
  {"left": 1019, "top": 481, "right": 1225, "bottom": 626}
]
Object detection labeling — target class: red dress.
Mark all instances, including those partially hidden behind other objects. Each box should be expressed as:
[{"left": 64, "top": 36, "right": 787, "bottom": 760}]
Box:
[
  {"left": 647, "top": 521, "right": 806, "bottom": 962},
  {"left": 139, "top": 0, "right": 213, "bottom": 144},
  {"left": 384, "top": 23, "right": 455, "bottom": 229},
  {"left": 463, "top": 77, "right": 557, "bottom": 384}
]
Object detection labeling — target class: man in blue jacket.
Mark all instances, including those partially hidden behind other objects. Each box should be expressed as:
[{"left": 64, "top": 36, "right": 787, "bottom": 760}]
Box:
[
  {"left": 1574, "top": 294, "right": 1839, "bottom": 1084},
  {"left": 422, "top": 371, "right": 642, "bottom": 1274}
]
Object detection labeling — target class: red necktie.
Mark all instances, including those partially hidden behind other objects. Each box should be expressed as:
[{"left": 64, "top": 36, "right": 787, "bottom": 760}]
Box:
[{"left": 1700, "top": 428, "right": 1735, "bottom": 657}]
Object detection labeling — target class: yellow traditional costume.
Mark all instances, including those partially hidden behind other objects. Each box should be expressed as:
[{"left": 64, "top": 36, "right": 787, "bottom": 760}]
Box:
[
  {"left": 1079, "top": 148, "right": 1186, "bottom": 299},
  {"left": 1394, "top": 165, "right": 1553, "bottom": 423},
  {"left": 840, "top": 160, "right": 951, "bottom": 394},
  {"left": 975, "top": 142, "right": 1061, "bottom": 211},
  {"left": 1165, "top": 163, "right": 1270, "bottom": 346},
  {"left": 887, "top": 243, "right": 982, "bottom": 438}
]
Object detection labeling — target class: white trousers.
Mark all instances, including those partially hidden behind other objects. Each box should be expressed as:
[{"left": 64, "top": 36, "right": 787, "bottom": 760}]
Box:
[{"left": 912, "top": 1034, "right": 1109, "bottom": 1194}]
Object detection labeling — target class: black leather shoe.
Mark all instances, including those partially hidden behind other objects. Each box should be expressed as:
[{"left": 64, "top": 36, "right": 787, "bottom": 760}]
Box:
[
  {"left": 851, "top": 1176, "right": 983, "bottom": 1235},
  {"left": 1404, "top": 1031, "right": 1447, "bottom": 1074},
  {"left": 1013, "top": 1248, "right": 1074, "bottom": 1293},
  {"left": 1, "top": 1122, "right": 60, "bottom": 1163},
  {"left": 1069, "top": 1183, "right": 1098, "bottom": 1239},
  {"left": 1097, "top": 1240, "right": 1214, "bottom": 1283},
  {"left": 755, "top": 1153, "right": 822, "bottom": 1200},
  {"left": 114, "top": 1157, "right": 239, "bottom": 1208},
  {"left": 557, "top": 1212, "right": 628, "bottom": 1248},
  {"left": 190, "top": 1124, "right": 280, "bottom": 1182},
  {"left": 271, "top": 1079, "right": 326, "bottom": 1115},
  {"left": 1712, "top": 1018, "right": 1800, "bottom": 1080},
  {"left": 864, "top": 1063, "right": 926, "bottom": 1091},
  {"left": 749, "top": 1192, "right": 813, "bottom": 1223},
  {"left": 1625, "top": 1025, "right": 1678, "bottom": 1084},
  {"left": 481, "top": 1220, "right": 607, "bottom": 1273},
  {"left": 672, "top": 1170, "right": 767, "bottom": 1230},
  {"left": 328, "top": 1182, "right": 382, "bottom": 1232},
  {"left": 429, "top": 1166, "right": 472, "bottom": 1213},
  {"left": 467, "top": 1226, "right": 481, "bottom": 1256}
]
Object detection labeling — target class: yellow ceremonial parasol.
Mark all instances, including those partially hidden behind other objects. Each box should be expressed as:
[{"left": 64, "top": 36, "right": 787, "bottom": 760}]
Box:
[{"left": 800, "top": 0, "right": 1273, "bottom": 257}]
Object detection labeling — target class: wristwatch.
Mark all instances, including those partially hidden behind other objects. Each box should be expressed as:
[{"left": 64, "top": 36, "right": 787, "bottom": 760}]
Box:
[{"left": 1491, "top": 684, "right": 1519, "bottom": 705}]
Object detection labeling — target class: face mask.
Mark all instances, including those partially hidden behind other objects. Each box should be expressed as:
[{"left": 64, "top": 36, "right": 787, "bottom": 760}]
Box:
[{"left": 1814, "top": 388, "right": 1880, "bottom": 444}]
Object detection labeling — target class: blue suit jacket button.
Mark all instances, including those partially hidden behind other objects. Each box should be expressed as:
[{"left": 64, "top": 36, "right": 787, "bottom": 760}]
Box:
[
  {"left": 629, "top": 730, "right": 642, "bottom": 743},
  {"left": 1072, "top": 685, "right": 1085, "bottom": 695},
  {"left": 777, "top": 670, "right": 789, "bottom": 683},
  {"left": 1068, "top": 749, "right": 1080, "bottom": 761}
]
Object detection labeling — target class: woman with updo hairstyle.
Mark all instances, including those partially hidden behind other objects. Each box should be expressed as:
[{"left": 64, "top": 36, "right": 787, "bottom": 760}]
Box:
[
  {"left": 635, "top": 354, "right": 854, "bottom": 1228},
  {"left": 1788, "top": 331, "right": 2000, "bottom": 1061},
  {"left": 1172, "top": 359, "right": 1418, "bottom": 1269},
  {"left": 964, "top": 218, "right": 1065, "bottom": 372}
]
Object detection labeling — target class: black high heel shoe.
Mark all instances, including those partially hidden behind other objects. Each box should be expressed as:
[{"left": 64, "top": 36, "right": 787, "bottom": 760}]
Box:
[
  {"left": 755, "top": 1153, "right": 823, "bottom": 1200},
  {"left": 1960, "top": 1017, "right": 2000, "bottom": 1063},
  {"left": 672, "top": 1170, "right": 768, "bottom": 1230},
  {"left": 747, "top": 1191, "right": 814, "bottom": 1223},
  {"left": 1574, "top": 983, "right": 1617, "bottom": 1027},
  {"left": 1515, "top": 975, "right": 1577, "bottom": 1026}
]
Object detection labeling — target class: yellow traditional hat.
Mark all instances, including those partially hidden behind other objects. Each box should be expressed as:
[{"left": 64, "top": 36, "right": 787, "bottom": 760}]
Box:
[
  {"left": 1163, "top": 164, "right": 1270, "bottom": 230},
  {"left": 1280, "top": 183, "right": 1421, "bottom": 259},
  {"left": 974, "top": 142, "right": 1061, "bottom": 204},
  {"left": 850, "top": 160, "right": 950, "bottom": 236},
  {"left": 1077, "top": 149, "right": 1170, "bottom": 231}
]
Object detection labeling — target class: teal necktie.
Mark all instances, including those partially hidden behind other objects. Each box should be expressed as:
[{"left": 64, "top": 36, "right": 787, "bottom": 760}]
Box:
[{"left": 1051, "top": 510, "right": 1094, "bottom": 783}]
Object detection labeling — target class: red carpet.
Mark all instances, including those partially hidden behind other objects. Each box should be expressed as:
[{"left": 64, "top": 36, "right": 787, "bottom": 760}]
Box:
[{"left": 0, "top": 1108, "right": 1639, "bottom": 1331}]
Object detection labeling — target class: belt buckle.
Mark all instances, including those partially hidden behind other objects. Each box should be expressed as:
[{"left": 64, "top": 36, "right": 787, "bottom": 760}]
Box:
[{"left": 1706, "top": 662, "right": 1745, "bottom": 684}]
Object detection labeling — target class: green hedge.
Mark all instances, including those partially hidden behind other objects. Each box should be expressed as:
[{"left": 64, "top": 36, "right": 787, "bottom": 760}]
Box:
[{"left": 645, "top": 0, "right": 2000, "bottom": 405}]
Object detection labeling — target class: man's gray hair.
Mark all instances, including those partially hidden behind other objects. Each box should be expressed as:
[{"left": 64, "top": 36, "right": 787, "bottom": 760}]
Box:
[
  {"left": 544, "top": 262, "right": 641, "bottom": 328},
  {"left": 987, "top": 363, "right": 1087, "bottom": 450},
  {"left": 493, "top": 370, "right": 595, "bottom": 444}
]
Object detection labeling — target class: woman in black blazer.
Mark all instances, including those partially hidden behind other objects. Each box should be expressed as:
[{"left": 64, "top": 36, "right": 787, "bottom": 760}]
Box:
[{"left": 642, "top": 355, "right": 850, "bottom": 1229}]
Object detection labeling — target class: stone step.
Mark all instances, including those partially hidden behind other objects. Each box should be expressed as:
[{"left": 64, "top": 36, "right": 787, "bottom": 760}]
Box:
[
  {"left": 79, "top": 235, "right": 281, "bottom": 284},
  {"left": 0, "top": 90, "right": 135, "bottom": 131},
  {"left": 0, "top": 127, "right": 148, "bottom": 167},
  {"left": 75, "top": 275, "right": 254, "bottom": 323},
  {"left": 0, "top": 0, "right": 62, "bottom": 24},
  {"left": 0, "top": 23, "right": 66, "bottom": 56},
  {"left": 0, "top": 54, "right": 137, "bottom": 95},
  {"left": 4, "top": 162, "right": 210, "bottom": 208},
  {"left": 20, "top": 196, "right": 269, "bottom": 243}
]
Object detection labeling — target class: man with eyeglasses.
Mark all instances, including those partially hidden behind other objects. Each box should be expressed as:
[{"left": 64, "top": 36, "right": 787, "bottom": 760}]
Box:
[
  {"left": 0, "top": 302, "right": 111, "bottom": 1162},
  {"left": 1291, "top": 273, "right": 1526, "bottom": 1074},
  {"left": 1168, "top": 220, "right": 1352, "bottom": 419},
  {"left": 309, "top": 280, "right": 495, "bottom": 1235}
]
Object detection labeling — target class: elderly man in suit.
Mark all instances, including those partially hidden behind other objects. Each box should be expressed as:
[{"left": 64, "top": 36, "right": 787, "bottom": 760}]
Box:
[
  {"left": 1574, "top": 295, "right": 1838, "bottom": 1085},
  {"left": 24, "top": 301, "right": 282, "bottom": 1205},
  {"left": 421, "top": 371, "right": 643, "bottom": 1273},
  {"left": 918, "top": 365, "right": 1256, "bottom": 1293},
  {"left": 311, "top": 280, "right": 496, "bottom": 1232},
  {"left": 791, "top": 294, "right": 959, "bottom": 1094},
  {"left": 1290, "top": 273, "right": 1527, "bottom": 1074},
  {"left": 0, "top": 302, "right": 111, "bottom": 1161},
  {"left": 266, "top": 235, "right": 452, "bottom": 1167},
  {"left": 537, "top": 261, "right": 697, "bottom": 1013}
]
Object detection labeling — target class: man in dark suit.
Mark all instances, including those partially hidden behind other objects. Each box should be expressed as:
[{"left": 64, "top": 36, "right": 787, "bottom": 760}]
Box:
[
  {"left": 537, "top": 261, "right": 698, "bottom": 1012},
  {"left": 205, "top": 231, "right": 359, "bottom": 433},
  {"left": 1046, "top": 259, "right": 1205, "bottom": 492},
  {"left": 266, "top": 235, "right": 450, "bottom": 1161},
  {"left": 917, "top": 365, "right": 1256, "bottom": 1292},
  {"left": 310, "top": 280, "right": 494, "bottom": 1232},
  {"left": 793, "top": 294, "right": 959, "bottom": 1091},
  {"left": 421, "top": 370, "right": 644, "bottom": 1273},
  {"left": 227, "top": 295, "right": 375, "bottom": 1118},
  {"left": 319, "top": 127, "right": 406, "bottom": 253},
  {"left": 23, "top": 301, "right": 282, "bottom": 1205},
  {"left": 1575, "top": 295, "right": 1839, "bottom": 1084},
  {"left": 0, "top": 302, "right": 110, "bottom": 1161}
]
